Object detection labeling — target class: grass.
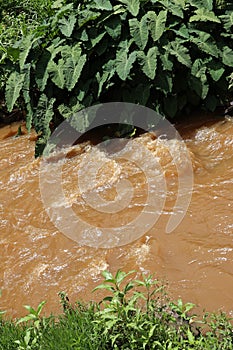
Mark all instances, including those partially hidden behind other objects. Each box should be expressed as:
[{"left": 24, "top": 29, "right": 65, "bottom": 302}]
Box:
[{"left": 0, "top": 270, "right": 233, "bottom": 349}]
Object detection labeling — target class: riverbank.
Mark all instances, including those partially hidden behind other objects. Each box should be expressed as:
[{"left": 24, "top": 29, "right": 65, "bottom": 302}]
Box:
[{"left": 1, "top": 271, "right": 233, "bottom": 350}]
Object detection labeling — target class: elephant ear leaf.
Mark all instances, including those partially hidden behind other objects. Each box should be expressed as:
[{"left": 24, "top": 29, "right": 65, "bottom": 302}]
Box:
[
  {"left": 116, "top": 50, "right": 137, "bottom": 81},
  {"left": 93, "top": 0, "right": 112, "bottom": 10},
  {"left": 138, "top": 47, "right": 158, "bottom": 79},
  {"left": 147, "top": 10, "right": 167, "bottom": 42},
  {"left": 169, "top": 40, "right": 192, "bottom": 67},
  {"left": 58, "top": 13, "right": 77, "bottom": 37},
  {"left": 61, "top": 44, "right": 87, "bottom": 91},
  {"left": 116, "top": 41, "right": 136, "bottom": 80},
  {"left": 5, "top": 71, "right": 25, "bottom": 112},
  {"left": 190, "top": 8, "right": 221, "bottom": 23},
  {"left": 118, "top": 0, "right": 140, "bottom": 16},
  {"left": 129, "top": 15, "right": 149, "bottom": 50}
]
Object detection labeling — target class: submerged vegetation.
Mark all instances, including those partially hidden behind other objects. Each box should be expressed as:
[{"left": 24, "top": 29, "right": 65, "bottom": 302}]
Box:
[
  {"left": 0, "top": 0, "right": 232, "bottom": 155},
  {"left": 0, "top": 271, "right": 233, "bottom": 349}
]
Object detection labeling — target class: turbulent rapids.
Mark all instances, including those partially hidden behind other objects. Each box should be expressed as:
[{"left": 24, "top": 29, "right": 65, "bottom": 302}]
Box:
[{"left": 0, "top": 115, "right": 233, "bottom": 318}]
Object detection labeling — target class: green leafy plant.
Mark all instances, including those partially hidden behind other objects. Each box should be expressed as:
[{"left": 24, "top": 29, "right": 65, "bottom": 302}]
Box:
[
  {"left": 14, "top": 301, "right": 48, "bottom": 350},
  {"left": 0, "top": 271, "right": 233, "bottom": 349},
  {"left": 1, "top": 0, "right": 232, "bottom": 155},
  {"left": 92, "top": 270, "right": 198, "bottom": 349}
]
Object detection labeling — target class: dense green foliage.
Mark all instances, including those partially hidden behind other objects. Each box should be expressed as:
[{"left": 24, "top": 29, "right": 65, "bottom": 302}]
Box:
[
  {"left": 0, "top": 271, "right": 233, "bottom": 349},
  {"left": 0, "top": 0, "right": 232, "bottom": 154}
]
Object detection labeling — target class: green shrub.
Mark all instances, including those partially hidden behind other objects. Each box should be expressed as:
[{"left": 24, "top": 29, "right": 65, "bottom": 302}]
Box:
[
  {"left": 1, "top": 270, "right": 233, "bottom": 349},
  {"left": 1, "top": 0, "right": 232, "bottom": 155}
]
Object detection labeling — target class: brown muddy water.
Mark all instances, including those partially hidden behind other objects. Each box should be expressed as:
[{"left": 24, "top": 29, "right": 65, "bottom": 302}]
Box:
[{"left": 0, "top": 115, "right": 233, "bottom": 318}]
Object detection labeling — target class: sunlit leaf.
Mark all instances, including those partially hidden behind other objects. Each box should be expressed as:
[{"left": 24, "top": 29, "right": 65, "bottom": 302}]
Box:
[
  {"left": 5, "top": 71, "right": 25, "bottom": 112},
  {"left": 169, "top": 40, "right": 191, "bottom": 67},
  {"left": 61, "top": 44, "right": 87, "bottom": 91},
  {"left": 147, "top": 10, "right": 167, "bottom": 42},
  {"left": 118, "top": 0, "right": 140, "bottom": 16},
  {"left": 190, "top": 8, "right": 221, "bottom": 23},
  {"left": 104, "top": 16, "right": 121, "bottom": 39},
  {"left": 138, "top": 46, "right": 158, "bottom": 79},
  {"left": 47, "top": 59, "right": 65, "bottom": 88},
  {"left": 129, "top": 14, "right": 148, "bottom": 50},
  {"left": 58, "top": 13, "right": 77, "bottom": 37},
  {"left": 222, "top": 46, "right": 233, "bottom": 67},
  {"left": 116, "top": 47, "right": 136, "bottom": 80},
  {"left": 94, "top": 0, "right": 112, "bottom": 10},
  {"left": 191, "top": 31, "right": 219, "bottom": 57}
]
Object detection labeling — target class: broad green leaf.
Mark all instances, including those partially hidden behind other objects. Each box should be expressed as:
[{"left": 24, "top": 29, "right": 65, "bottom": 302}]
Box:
[
  {"left": 51, "top": 3, "right": 73, "bottom": 28},
  {"left": 207, "top": 60, "right": 224, "bottom": 81},
  {"left": 47, "top": 59, "right": 65, "bottom": 89},
  {"left": 58, "top": 101, "right": 82, "bottom": 119},
  {"left": 58, "top": 13, "right": 77, "bottom": 37},
  {"left": 5, "top": 71, "right": 25, "bottom": 112},
  {"left": 78, "top": 9, "right": 101, "bottom": 28},
  {"left": 94, "top": 0, "right": 112, "bottom": 10},
  {"left": 118, "top": 0, "right": 140, "bottom": 16},
  {"left": 160, "top": 52, "right": 173, "bottom": 71},
  {"left": 35, "top": 50, "right": 51, "bottom": 91},
  {"left": 190, "top": 8, "right": 221, "bottom": 23},
  {"left": 159, "top": 0, "right": 183, "bottom": 18},
  {"left": 190, "top": 0, "right": 213, "bottom": 10},
  {"left": 102, "top": 270, "right": 114, "bottom": 281},
  {"left": 222, "top": 46, "right": 233, "bottom": 67},
  {"left": 90, "top": 32, "right": 106, "bottom": 47},
  {"left": 191, "top": 58, "right": 206, "bottom": 77},
  {"left": 138, "top": 47, "right": 158, "bottom": 79},
  {"left": 19, "top": 35, "right": 40, "bottom": 70},
  {"left": 96, "top": 59, "right": 116, "bottom": 97},
  {"left": 104, "top": 16, "right": 121, "bottom": 39},
  {"left": 191, "top": 31, "right": 219, "bottom": 57},
  {"left": 22, "top": 64, "right": 33, "bottom": 131},
  {"left": 129, "top": 15, "right": 148, "bottom": 50},
  {"left": 168, "top": 3, "right": 184, "bottom": 18},
  {"left": 61, "top": 44, "right": 87, "bottom": 91},
  {"left": 6, "top": 47, "right": 20, "bottom": 62},
  {"left": 171, "top": 24, "right": 189, "bottom": 39},
  {"left": 116, "top": 45, "right": 136, "bottom": 80},
  {"left": 147, "top": 11, "right": 167, "bottom": 42},
  {"left": 34, "top": 94, "right": 55, "bottom": 138},
  {"left": 190, "top": 70, "right": 209, "bottom": 99},
  {"left": 169, "top": 41, "right": 191, "bottom": 67},
  {"left": 174, "top": 0, "right": 186, "bottom": 7},
  {"left": 47, "top": 38, "right": 66, "bottom": 60},
  {"left": 220, "top": 12, "right": 233, "bottom": 31}
]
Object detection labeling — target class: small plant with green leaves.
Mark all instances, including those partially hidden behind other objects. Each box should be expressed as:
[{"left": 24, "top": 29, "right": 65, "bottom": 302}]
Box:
[
  {"left": 0, "top": 271, "right": 233, "bottom": 349},
  {"left": 14, "top": 301, "right": 48, "bottom": 350}
]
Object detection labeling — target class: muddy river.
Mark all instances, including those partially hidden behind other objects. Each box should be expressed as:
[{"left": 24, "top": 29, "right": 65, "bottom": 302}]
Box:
[{"left": 0, "top": 114, "right": 233, "bottom": 318}]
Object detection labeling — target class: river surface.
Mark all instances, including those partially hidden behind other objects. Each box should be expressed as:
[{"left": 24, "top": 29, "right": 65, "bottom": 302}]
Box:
[{"left": 0, "top": 115, "right": 233, "bottom": 318}]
